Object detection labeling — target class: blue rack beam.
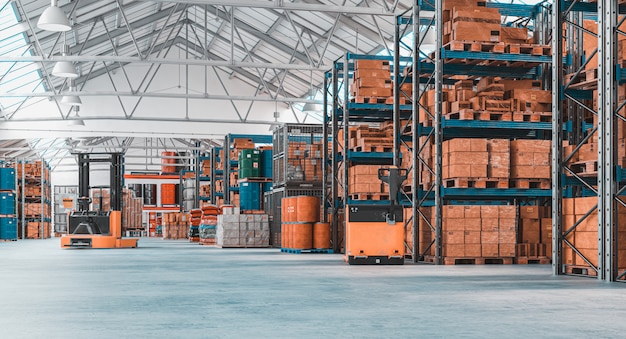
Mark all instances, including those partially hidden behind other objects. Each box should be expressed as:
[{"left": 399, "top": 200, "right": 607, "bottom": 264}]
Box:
[
  {"left": 441, "top": 49, "right": 552, "bottom": 64},
  {"left": 417, "top": 1, "right": 541, "bottom": 17},
  {"left": 228, "top": 134, "right": 273, "bottom": 144},
  {"left": 346, "top": 151, "right": 399, "bottom": 165}
]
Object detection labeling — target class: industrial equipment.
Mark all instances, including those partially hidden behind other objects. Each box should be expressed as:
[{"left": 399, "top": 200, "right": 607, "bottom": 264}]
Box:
[
  {"left": 345, "top": 167, "right": 407, "bottom": 265},
  {"left": 61, "top": 153, "right": 138, "bottom": 248}
]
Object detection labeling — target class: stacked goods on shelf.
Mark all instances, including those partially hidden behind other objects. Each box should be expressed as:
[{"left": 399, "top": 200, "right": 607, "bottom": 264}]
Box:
[
  {"left": 516, "top": 206, "right": 552, "bottom": 264},
  {"left": 272, "top": 124, "right": 325, "bottom": 186},
  {"left": 350, "top": 59, "right": 394, "bottom": 104},
  {"left": 418, "top": 138, "right": 551, "bottom": 190},
  {"left": 189, "top": 209, "right": 201, "bottom": 242},
  {"left": 148, "top": 212, "right": 158, "bottom": 237},
  {"left": 420, "top": 205, "right": 517, "bottom": 264},
  {"left": 201, "top": 158, "right": 211, "bottom": 176},
  {"left": 238, "top": 149, "right": 260, "bottom": 179},
  {"left": 509, "top": 140, "right": 551, "bottom": 188},
  {"left": 443, "top": 0, "right": 502, "bottom": 44},
  {"left": 0, "top": 166, "right": 17, "bottom": 240},
  {"left": 199, "top": 205, "right": 220, "bottom": 245},
  {"left": 162, "top": 212, "right": 189, "bottom": 239},
  {"left": 280, "top": 196, "right": 331, "bottom": 252},
  {"left": 16, "top": 160, "right": 51, "bottom": 239},
  {"left": 561, "top": 197, "right": 626, "bottom": 276},
  {"left": 420, "top": 78, "right": 552, "bottom": 125},
  {"left": 161, "top": 151, "right": 178, "bottom": 174},
  {"left": 216, "top": 208, "right": 270, "bottom": 248}
]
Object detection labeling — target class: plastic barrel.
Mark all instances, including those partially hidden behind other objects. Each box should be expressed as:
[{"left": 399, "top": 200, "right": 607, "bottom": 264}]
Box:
[
  {"left": 0, "top": 192, "right": 15, "bottom": 215},
  {"left": 281, "top": 223, "right": 290, "bottom": 248},
  {"left": 282, "top": 197, "right": 297, "bottom": 222},
  {"left": 238, "top": 149, "right": 261, "bottom": 179},
  {"left": 292, "top": 222, "right": 313, "bottom": 249},
  {"left": 161, "top": 151, "right": 177, "bottom": 173},
  {"left": 0, "top": 168, "right": 16, "bottom": 190},
  {"left": 239, "top": 182, "right": 261, "bottom": 210},
  {"left": 313, "top": 222, "right": 331, "bottom": 249},
  {"left": 161, "top": 184, "right": 176, "bottom": 205},
  {"left": 0, "top": 217, "right": 17, "bottom": 240},
  {"left": 296, "top": 196, "right": 320, "bottom": 223},
  {"left": 261, "top": 150, "right": 273, "bottom": 178}
]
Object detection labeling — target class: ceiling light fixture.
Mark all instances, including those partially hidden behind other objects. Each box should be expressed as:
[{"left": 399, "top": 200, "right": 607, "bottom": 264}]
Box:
[
  {"left": 61, "top": 78, "right": 82, "bottom": 106},
  {"left": 67, "top": 106, "right": 85, "bottom": 126},
  {"left": 37, "top": 0, "right": 71, "bottom": 32},
  {"left": 302, "top": 71, "right": 321, "bottom": 113},
  {"left": 52, "top": 35, "right": 78, "bottom": 78}
]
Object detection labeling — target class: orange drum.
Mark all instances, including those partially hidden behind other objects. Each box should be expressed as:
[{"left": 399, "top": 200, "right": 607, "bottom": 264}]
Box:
[
  {"left": 296, "top": 196, "right": 320, "bottom": 223},
  {"left": 313, "top": 222, "right": 331, "bottom": 249}
]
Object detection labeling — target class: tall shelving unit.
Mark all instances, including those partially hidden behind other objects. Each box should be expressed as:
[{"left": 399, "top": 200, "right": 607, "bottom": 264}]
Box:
[
  {"left": 17, "top": 159, "right": 52, "bottom": 239},
  {"left": 552, "top": 0, "right": 626, "bottom": 281},
  {"left": 222, "top": 134, "right": 273, "bottom": 205},
  {"left": 400, "top": 0, "right": 552, "bottom": 263},
  {"left": 324, "top": 54, "right": 413, "bottom": 254},
  {"left": 0, "top": 161, "right": 18, "bottom": 240}
]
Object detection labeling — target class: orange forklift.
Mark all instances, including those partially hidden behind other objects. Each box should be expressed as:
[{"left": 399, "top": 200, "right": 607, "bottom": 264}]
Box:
[
  {"left": 345, "top": 167, "right": 407, "bottom": 265},
  {"left": 60, "top": 153, "right": 138, "bottom": 249}
]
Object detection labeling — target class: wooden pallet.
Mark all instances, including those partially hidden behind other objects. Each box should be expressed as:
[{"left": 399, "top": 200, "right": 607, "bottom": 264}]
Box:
[
  {"left": 443, "top": 257, "right": 514, "bottom": 265},
  {"left": 444, "top": 177, "right": 509, "bottom": 189},
  {"left": 237, "top": 177, "right": 272, "bottom": 183},
  {"left": 349, "top": 193, "right": 390, "bottom": 201},
  {"left": 564, "top": 264, "right": 598, "bottom": 277},
  {"left": 475, "top": 111, "right": 513, "bottom": 120},
  {"left": 512, "top": 111, "right": 552, "bottom": 122},
  {"left": 280, "top": 248, "right": 334, "bottom": 254},
  {"left": 565, "top": 69, "right": 598, "bottom": 90},
  {"left": 506, "top": 43, "right": 551, "bottom": 56},
  {"left": 509, "top": 179, "right": 551, "bottom": 189},
  {"left": 515, "top": 256, "right": 551, "bottom": 265},
  {"left": 352, "top": 144, "right": 394, "bottom": 152},
  {"left": 569, "top": 160, "right": 598, "bottom": 177},
  {"left": 445, "top": 40, "right": 506, "bottom": 53},
  {"left": 352, "top": 96, "right": 405, "bottom": 104}
]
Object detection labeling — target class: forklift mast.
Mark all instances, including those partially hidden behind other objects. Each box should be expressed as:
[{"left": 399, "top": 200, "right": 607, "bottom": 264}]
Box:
[{"left": 76, "top": 153, "right": 123, "bottom": 212}]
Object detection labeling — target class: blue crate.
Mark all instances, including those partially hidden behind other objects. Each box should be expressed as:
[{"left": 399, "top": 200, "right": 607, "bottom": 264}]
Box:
[{"left": 0, "top": 217, "right": 17, "bottom": 240}]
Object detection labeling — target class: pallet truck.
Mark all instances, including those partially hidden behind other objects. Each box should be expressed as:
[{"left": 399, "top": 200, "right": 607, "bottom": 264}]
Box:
[
  {"left": 345, "top": 167, "right": 407, "bottom": 265},
  {"left": 61, "top": 153, "right": 138, "bottom": 249}
]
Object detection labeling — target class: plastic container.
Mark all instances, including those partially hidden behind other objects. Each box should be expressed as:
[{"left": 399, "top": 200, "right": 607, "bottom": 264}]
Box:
[
  {"left": 238, "top": 149, "right": 261, "bottom": 179},
  {"left": 292, "top": 222, "right": 313, "bottom": 249},
  {"left": 313, "top": 222, "right": 331, "bottom": 249},
  {"left": 239, "top": 182, "right": 261, "bottom": 210},
  {"left": 296, "top": 195, "right": 320, "bottom": 223}
]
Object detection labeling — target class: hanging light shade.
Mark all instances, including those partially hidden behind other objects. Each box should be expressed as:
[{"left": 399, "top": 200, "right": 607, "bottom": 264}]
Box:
[
  {"left": 52, "top": 61, "right": 78, "bottom": 78},
  {"left": 61, "top": 95, "right": 82, "bottom": 106},
  {"left": 302, "top": 102, "right": 321, "bottom": 112},
  {"left": 37, "top": 0, "right": 71, "bottom": 32},
  {"left": 67, "top": 106, "right": 85, "bottom": 126}
]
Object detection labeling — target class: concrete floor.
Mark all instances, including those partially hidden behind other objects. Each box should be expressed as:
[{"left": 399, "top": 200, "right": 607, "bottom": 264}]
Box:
[{"left": 1, "top": 239, "right": 626, "bottom": 338}]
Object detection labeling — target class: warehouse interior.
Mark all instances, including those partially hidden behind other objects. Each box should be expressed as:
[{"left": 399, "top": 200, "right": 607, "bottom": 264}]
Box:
[{"left": 2, "top": 0, "right": 626, "bottom": 336}]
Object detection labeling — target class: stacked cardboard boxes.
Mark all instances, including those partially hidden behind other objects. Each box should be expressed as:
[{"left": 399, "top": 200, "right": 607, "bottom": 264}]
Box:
[
  {"left": 26, "top": 221, "right": 51, "bottom": 239},
  {"left": 216, "top": 213, "right": 270, "bottom": 248},
  {"left": 162, "top": 212, "right": 189, "bottom": 239},
  {"left": 350, "top": 60, "right": 392, "bottom": 101},
  {"left": 517, "top": 206, "right": 552, "bottom": 263}
]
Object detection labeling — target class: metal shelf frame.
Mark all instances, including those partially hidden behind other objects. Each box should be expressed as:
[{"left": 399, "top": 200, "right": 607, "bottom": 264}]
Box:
[
  {"left": 400, "top": 1, "right": 551, "bottom": 264},
  {"left": 553, "top": 0, "right": 626, "bottom": 282}
]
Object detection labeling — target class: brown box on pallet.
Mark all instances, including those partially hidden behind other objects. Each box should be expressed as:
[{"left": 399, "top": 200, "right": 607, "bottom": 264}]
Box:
[
  {"left": 355, "top": 59, "right": 390, "bottom": 70},
  {"left": 500, "top": 26, "right": 529, "bottom": 44},
  {"left": 355, "top": 87, "right": 393, "bottom": 97},
  {"left": 448, "top": 152, "right": 489, "bottom": 165},
  {"left": 357, "top": 78, "right": 392, "bottom": 88},
  {"left": 464, "top": 218, "right": 482, "bottom": 231},
  {"left": 463, "top": 205, "right": 481, "bottom": 219},
  {"left": 443, "top": 219, "right": 466, "bottom": 232},
  {"left": 481, "top": 218, "right": 499, "bottom": 232},
  {"left": 443, "top": 0, "right": 487, "bottom": 11},
  {"left": 499, "top": 79, "right": 542, "bottom": 91},
  {"left": 575, "top": 248, "right": 599, "bottom": 267},
  {"left": 511, "top": 165, "right": 550, "bottom": 179},
  {"left": 563, "top": 246, "right": 576, "bottom": 265},
  {"left": 452, "top": 7, "right": 501, "bottom": 23},
  {"left": 499, "top": 205, "right": 517, "bottom": 219},
  {"left": 444, "top": 244, "right": 466, "bottom": 257},
  {"left": 519, "top": 219, "right": 541, "bottom": 243},
  {"left": 443, "top": 205, "right": 465, "bottom": 219},
  {"left": 574, "top": 231, "right": 597, "bottom": 250},
  {"left": 519, "top": 206, "right": 548, "bottom": 219},
  {"left": 510, "top": 139, "right": 551, "bottom": 154},
  {"left": 499, "top": 243, "right": 517, "bottom": 257},
  {"left": 442, "top": 231, "right": 465, "bottom": 244},
  {"left": 482, "top": 243, "right": 500, "bottom": 257},
  {"left": 355, "top": 69, "right": 391, "bottom": 80},
  {"left": 462, "top": 231, "right": 480, "bottom": 245},
  {"left": 480, "top": 205, "right": 499, "bottom": 219},
  {"left": 465, "top": 244, "right": 482, "bottom": 257},
  {"left": 574, "top": 197, "right": 597, "bottom": 215},
  {"left": 481, "top": 231, "right": 499, "bottom": 244},
  {"left": 575, "top": 213, "right": 598, "bottom": 232}
]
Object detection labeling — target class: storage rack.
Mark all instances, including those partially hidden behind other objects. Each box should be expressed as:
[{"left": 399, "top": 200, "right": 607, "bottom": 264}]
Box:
[
  {"left": 271, "top": 123, "right": 325, "bottom": 248},
  {"left": 222, "top": 134, "right": 272, "bottom": 205},
  {"left": 0, "top": 161, "right": 18, "bottom": 240},
  {"left": 17, "top": 159, "right": 52, "bottom": 239},
  {"left": 400, "top": 1, "right": 552, "bottom": 263},
  {"left": 324, "top": 54, "right": 413, "bottom": 254},
  {"left": 552, "top": 0, "right": 626, "bottom": 281}
]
